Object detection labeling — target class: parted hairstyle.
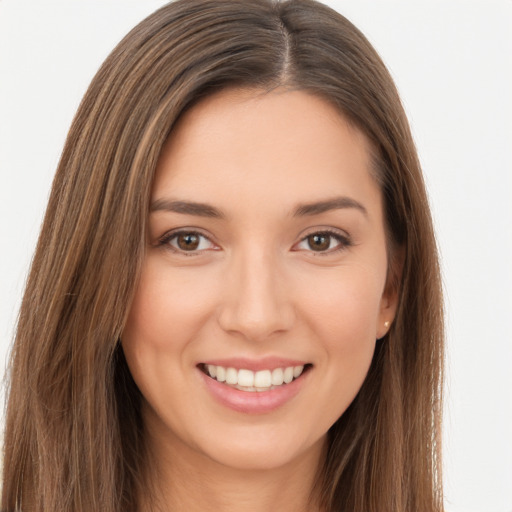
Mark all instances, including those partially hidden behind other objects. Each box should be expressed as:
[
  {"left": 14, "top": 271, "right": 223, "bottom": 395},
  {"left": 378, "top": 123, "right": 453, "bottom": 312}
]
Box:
[{"left": 1, "top": 1, "right": 444, "bottom": 511}]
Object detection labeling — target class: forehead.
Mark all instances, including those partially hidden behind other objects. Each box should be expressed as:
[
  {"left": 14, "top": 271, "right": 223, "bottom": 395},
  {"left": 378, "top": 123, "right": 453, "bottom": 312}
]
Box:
[{"left": 152, "top": 88, "right": 380, "bottom": 216}]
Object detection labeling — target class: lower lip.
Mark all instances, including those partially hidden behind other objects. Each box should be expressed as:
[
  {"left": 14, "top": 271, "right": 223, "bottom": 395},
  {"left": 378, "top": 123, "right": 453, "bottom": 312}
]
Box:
[{"left": 199, "top": 368, "right": 308, "bottom": 414}]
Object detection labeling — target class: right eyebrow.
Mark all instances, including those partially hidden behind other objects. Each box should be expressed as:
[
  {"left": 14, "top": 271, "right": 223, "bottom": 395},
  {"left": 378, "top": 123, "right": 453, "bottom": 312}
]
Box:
[
  {"left": 149, "top": 199, "right": 226, "bottom": 219},
  {"left": 292, "top": 196, "right": 368, "bottom": 218}
]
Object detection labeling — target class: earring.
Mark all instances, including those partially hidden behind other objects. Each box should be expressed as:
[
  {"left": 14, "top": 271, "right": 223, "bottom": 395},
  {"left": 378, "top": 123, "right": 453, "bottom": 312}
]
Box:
[{"left": 378, "top": 321, "right": 391, "bottom": 341}]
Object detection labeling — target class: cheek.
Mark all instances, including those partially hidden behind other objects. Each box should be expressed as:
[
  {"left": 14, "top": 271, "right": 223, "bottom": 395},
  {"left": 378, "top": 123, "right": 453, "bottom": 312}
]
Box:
[
  {"left": 123, "top": 258, "right": 214, "bottom": 352},
  {"left": 301, "top": 266, "right": 384, "bottom": 341},
  {"left": 297, "top": 266, "right": 384, "bottom": 395},
  {"left": 120, "top": 261, "right": 211, "bottom": 416}
]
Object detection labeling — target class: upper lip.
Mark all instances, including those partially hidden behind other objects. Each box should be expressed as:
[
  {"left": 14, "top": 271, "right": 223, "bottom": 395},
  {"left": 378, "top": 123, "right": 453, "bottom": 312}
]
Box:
[{"left": 199, "top": 357, "right": 310, "bottom": 372}]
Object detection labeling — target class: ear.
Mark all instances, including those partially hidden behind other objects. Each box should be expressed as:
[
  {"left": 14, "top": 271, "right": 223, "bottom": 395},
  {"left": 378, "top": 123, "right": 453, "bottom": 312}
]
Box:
[{"left": 376, "top": 246, "right": 404, "bottom": 340}]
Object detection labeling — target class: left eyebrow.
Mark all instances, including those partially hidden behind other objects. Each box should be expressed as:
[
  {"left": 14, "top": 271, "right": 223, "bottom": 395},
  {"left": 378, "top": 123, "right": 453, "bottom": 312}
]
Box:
[
  {"left": 150, "top": 199, "right": 225, "bottom": 219},
  {"left": 293, "top": 196, "right": 368, "bottom": 217}
]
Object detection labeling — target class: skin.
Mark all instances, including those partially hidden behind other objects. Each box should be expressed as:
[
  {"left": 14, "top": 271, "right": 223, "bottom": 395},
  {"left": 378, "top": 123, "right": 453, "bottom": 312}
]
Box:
[{"left": 122, "top": 88, "right": 398, "bottom": 512}]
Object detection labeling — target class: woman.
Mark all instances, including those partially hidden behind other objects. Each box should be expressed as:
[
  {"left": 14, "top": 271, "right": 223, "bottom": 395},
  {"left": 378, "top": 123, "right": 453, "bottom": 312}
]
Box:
[{"left": 1, "top": 0, "right": 444, "bottom": 511}]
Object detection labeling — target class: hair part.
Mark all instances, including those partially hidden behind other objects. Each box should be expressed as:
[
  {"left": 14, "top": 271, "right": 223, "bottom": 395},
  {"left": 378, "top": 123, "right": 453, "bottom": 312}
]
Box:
[{"left": 2, "top": 1, "right": 444, "bottom": 511}]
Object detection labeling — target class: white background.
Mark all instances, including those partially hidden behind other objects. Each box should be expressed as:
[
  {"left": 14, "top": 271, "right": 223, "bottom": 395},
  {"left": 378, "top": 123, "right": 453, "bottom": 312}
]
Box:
[{"left": 0, "top": 1, "right": 511, "bottom": 511}]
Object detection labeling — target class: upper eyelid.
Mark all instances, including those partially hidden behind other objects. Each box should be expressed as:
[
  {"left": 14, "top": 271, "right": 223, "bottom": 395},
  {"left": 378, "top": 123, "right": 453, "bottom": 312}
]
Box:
[
  {"left": 298, "top": 226, "right": 351, "bottom": 241},
  {"left": 306, "top": 228, "right": 347, "bottom": 236},
  {"left": 294, "top": 228, "right": 352, "bottom": 253},
  {"left": 159, "top": 227, "right": 213, "bottom": 242},
  {"left": 158, "top": 228, "right": 218, "bottom": 252},
  {"left": 157, "top": 226, "right": 351, "bottom": 249}
]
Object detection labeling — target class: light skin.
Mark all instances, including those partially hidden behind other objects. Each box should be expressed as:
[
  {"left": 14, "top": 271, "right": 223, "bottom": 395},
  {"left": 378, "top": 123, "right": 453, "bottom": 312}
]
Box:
[{"left": 122, "top": 88, "right": 398, "bottom": 512}]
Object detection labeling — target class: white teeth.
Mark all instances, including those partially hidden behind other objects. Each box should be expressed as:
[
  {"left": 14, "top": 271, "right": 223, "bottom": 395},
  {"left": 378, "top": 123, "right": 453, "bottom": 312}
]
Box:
[
  {"left": 254, "top": 370, "right": 272, "bottom": 388},
  {"left": 271, "top": 367, "right": 284, "bottom": 386},
  {"left": 283, "top": 366, "right": 294, "bottom": 384},
  {"left": 238, "top": 369, "right": 254, "bottom": 387},
  {"left": 225, "top": 367, "right": 238, "bottom": 385},
  {"left": 205, "top": 364, "right": 305, "bottom": 390},
  {"left": 216, "top": 366, "right": 226, "bottom": 382}
]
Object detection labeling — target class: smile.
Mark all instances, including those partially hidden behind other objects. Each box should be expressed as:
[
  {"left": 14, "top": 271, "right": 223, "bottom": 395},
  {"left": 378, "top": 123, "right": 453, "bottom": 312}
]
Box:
[
  {"left": 198, "top": 361, "right": 312, "bottom": 413},
  {"left": 202, "top": 364, "right": 309, "bottom": 392}
]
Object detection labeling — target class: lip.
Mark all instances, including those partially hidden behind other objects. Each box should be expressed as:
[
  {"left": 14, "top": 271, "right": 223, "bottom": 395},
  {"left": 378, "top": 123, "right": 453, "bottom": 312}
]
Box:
[
  {"left": 200, "top": 357, "right": 309, "bottom": 372},
  {"left": 198, "top": 360, "right": 311, "bottom": 414}
]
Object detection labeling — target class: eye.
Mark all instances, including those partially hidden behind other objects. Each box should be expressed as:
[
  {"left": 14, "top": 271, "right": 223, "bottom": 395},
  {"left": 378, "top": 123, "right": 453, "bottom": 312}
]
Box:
[
  {"left": 160, "top": 230, "right": 217, "bottom": 254},
  {"left": 294, "top": 230, "right": 351, "bottom": 253}
]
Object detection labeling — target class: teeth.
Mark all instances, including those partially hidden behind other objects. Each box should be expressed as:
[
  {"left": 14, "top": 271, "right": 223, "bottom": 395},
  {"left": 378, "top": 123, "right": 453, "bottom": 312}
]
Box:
[
  {"left": 238, "top": 369, "right": 254, "bottom": 387},
  {"left": 225, "top": 367, "right": 238, "bottom": 385},
  {"left": 204, "top": 364, "right": 305, "bottom": 390},
  {"left": 216, "top": 366, "right": 226, "bottom": 382},
  {"left": 283, "top": 366, "right": 294, "bottom": 384},
  {"left": 271, "top": 368, "right": 284, "bottom": 385},
  {"left": 254, "top": 370, "right": 272, "bottom": 388}
]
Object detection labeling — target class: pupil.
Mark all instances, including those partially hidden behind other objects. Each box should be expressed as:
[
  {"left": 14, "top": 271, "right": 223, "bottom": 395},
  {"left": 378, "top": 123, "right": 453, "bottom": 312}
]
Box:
[
  {"left": 178, "top": 233, "right": 199, "bottom": 250},
  {"left": 309, "top": 234, "right": 329, "bottom": 251}
]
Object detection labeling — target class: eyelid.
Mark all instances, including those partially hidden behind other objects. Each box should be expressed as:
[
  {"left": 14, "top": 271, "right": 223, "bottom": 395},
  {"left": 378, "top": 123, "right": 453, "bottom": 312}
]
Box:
[
  {"left": 293, "top": 227, "right": 352, "bottom": 254},
  {"left": 158, "top": 228, "right": 219, "bottom": 255},
  {"left": 156, "top": 226, "right": 351, "bottom": 256}
]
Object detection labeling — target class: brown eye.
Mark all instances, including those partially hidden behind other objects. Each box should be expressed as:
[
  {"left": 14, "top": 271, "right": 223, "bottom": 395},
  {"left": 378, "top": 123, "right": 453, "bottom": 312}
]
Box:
[
  {"left": 177, "top": 233, "right": 200, "bottom": 250},
  {"left": 162, "top": 231, "right": 216, "bottom": 253},
  {"left": 307, "top": 234, "right": 330, "bottom": 251},
  {"left": 294, "top": 230, "right": 351, "bottom": 254}
]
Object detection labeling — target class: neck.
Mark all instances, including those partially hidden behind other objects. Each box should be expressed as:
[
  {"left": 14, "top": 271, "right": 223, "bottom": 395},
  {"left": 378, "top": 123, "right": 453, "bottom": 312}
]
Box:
[{"left": 140, "top": 424, "right": 326, "bottom": 512}]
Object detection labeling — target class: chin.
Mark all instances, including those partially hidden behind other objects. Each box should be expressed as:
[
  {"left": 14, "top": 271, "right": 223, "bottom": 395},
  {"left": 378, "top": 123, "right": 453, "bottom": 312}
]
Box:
[{"left": 196, "top": 429, "right": 327, "bottom": 473}]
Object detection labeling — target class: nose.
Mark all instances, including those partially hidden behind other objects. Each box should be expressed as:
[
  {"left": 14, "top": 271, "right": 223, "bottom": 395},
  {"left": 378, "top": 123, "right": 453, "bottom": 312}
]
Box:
[{"left": 217, "top": 247, "right": 295, "bottom": 342}]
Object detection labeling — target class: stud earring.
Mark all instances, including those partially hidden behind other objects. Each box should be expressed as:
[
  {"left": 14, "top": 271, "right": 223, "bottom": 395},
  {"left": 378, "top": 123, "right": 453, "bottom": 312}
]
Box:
[{"left": 384, "top": 321, "right": 390, "bottom": 329}]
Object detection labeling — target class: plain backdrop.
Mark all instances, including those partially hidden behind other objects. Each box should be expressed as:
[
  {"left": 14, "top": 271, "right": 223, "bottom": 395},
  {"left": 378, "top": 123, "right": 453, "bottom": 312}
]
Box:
[{"left": 0, "top": 1, "right": 511, "bottom": 511}]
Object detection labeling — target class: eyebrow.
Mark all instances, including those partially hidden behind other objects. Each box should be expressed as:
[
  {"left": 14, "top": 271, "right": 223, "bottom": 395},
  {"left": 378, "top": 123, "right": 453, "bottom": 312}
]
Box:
[
  {"left": 150, "top": 195, "right": 367, "bottom": 219},
  {"left": 292, "top": 196, "right": 368, "bottom": 217},
  {"left": 150, "top": 199, "right": 225, "bottom": 218}
]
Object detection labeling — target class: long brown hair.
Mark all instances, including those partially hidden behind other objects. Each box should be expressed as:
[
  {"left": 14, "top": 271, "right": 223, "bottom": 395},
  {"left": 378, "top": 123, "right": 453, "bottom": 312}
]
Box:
[{"left": 1, "top": 1, "right": 444, "bottom": 511}]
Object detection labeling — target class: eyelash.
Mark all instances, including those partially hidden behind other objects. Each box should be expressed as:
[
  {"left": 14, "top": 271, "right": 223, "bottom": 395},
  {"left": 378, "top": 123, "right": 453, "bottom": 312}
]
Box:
[
  {"left": 157, "top": 228, "right": 352, "bottom": 256},
  {"left": 294, "top": 229, "right": 352, "bottom": 255},
  {"left": 158, "top": 230, "right": 217, "bottom": 256}
]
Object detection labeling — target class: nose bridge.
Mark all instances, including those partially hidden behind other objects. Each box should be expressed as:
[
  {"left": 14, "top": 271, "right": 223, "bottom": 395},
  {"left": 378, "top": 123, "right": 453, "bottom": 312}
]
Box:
[{"left": 218, "top": 242, "right": 294, "bottom": 340}]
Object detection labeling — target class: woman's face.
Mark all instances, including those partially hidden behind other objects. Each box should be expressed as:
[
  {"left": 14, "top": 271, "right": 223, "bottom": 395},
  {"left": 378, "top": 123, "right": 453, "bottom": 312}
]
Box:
[{"left": 122, "top": 88, "right": 397, "bottom": 472}]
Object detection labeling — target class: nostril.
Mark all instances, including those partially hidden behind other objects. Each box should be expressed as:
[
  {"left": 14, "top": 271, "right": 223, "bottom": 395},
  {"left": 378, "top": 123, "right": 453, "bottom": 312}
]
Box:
[{"left": 216, "top": 272, "right": 295, "bottom": 340}]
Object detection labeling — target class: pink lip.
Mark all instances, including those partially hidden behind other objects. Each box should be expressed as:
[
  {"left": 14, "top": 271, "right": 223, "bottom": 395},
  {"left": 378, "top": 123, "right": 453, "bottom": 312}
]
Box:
[
  {"left": 200, "top": 357, "right": 308, "bottom": 372},
  {"left": 198, "top": 364, "right": 311, "bottom": 414}
]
